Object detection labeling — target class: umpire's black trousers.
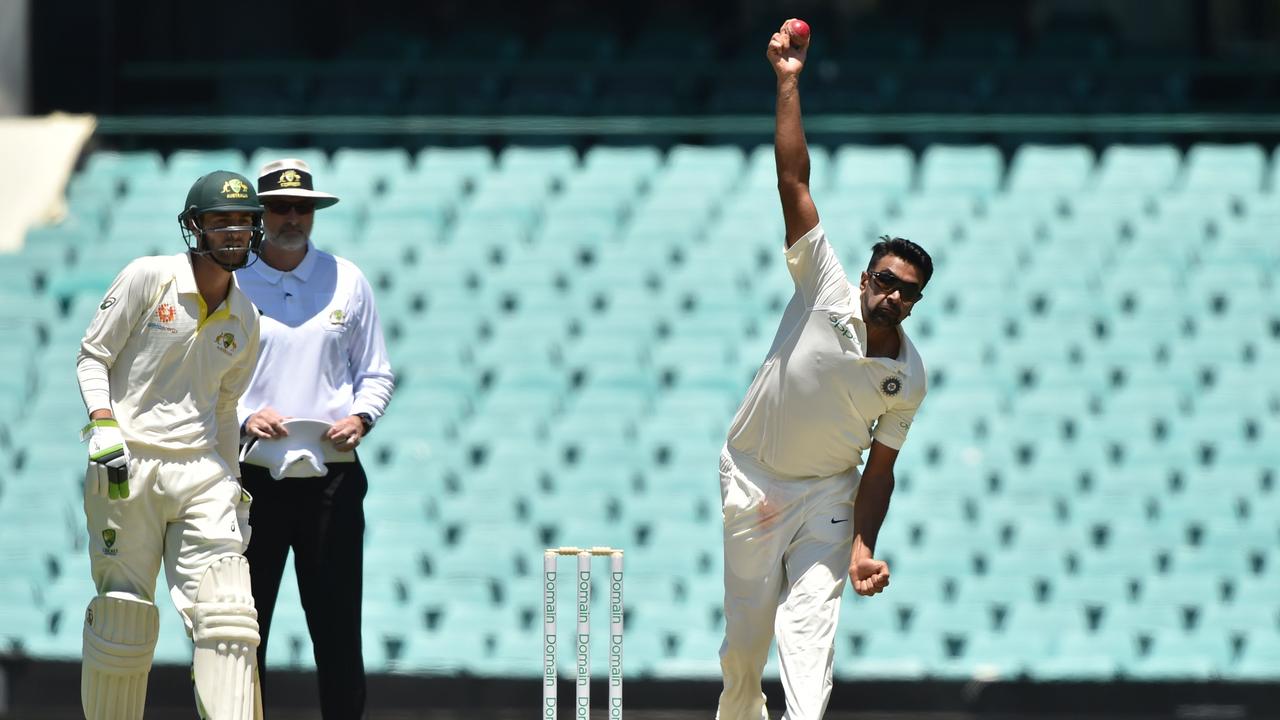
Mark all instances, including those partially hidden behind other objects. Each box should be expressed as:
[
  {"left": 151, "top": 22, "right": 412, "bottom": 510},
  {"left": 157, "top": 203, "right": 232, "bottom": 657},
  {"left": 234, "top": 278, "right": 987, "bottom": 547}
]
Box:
[{"left": 241, "top": 459, "right": 367, "bottom": 720}]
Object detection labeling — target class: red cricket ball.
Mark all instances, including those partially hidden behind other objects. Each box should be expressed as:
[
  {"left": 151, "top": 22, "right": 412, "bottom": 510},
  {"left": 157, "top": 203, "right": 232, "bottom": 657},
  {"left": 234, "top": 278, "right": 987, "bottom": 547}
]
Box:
[{"left": 788, "top": 19, "right": 811, "bottom": 46}]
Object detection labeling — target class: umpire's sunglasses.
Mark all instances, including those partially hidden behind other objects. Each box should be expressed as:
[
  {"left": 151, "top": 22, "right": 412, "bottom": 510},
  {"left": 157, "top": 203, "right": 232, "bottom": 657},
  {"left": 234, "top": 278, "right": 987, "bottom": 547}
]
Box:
[
  {"left": 263, "top": 201, "right": 315, "bottom": 215},
  {"left": 867, "top": 270, "right": 924, "bottom": 302}
]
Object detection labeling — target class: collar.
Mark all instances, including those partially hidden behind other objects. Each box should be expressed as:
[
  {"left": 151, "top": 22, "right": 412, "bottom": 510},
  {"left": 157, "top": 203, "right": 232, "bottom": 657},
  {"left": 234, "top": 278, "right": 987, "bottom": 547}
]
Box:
[
  {"left": 894, "top": 325, "right": 919, "bottom": 377},
  {"left": 174, "top": 252, "right": 198, "bottom": 295},
  {"left": 847, "top": 281, "right": 918, "bottom": 377},
  {"left": 848, "top": 282, "right": 865, "bottom": 324},
  {"left": 249, "top": 240, "right": 317, "bottom": 285},
  {"left": 173, "top": 253, "right": 253, "bottom": 323}
]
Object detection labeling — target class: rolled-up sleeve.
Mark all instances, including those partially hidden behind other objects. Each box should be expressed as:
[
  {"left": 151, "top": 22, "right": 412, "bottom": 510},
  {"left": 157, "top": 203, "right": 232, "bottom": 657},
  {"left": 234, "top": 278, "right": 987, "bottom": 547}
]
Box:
[
  {"left": 872, "top": 381, "right": 926, "bottom": 451},
  {"left": 77, "top": 259, "right": 156, "bottom": 414},
  {"left": 784, "top": 223, "right": 854, "bottom": 310}
]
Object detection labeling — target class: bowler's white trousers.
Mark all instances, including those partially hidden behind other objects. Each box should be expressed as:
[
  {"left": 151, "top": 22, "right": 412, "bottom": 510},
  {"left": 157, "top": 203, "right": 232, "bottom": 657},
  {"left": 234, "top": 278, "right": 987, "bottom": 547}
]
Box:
[
  {"left": 84, "top": 448, "right": 251, "bottom": 632},
  {"left": 717, "top": 444, "right": 858, "bottom": 720}
]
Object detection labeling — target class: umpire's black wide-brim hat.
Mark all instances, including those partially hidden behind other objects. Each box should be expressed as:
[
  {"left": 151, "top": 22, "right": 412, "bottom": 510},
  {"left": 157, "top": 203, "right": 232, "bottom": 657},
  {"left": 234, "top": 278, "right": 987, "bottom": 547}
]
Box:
[{"left": 256, "top": 158, "right": 340, "bottom": 209}]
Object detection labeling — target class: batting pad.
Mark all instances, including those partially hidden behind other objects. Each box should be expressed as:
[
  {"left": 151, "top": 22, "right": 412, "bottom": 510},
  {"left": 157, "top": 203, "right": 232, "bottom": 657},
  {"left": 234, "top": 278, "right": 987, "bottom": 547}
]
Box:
[
  {"left": 82, "top": 593, "right": 160, "bottom": 720},
  {"left": 192, "top": 555, "right": 263, "bottom": 720}
]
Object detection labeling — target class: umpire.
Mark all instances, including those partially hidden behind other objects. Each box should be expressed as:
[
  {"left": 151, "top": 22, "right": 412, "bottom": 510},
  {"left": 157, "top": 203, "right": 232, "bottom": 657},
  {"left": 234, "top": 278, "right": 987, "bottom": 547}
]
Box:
[{"left": 236, "top": 158, "right": 395, "bottom": 718}]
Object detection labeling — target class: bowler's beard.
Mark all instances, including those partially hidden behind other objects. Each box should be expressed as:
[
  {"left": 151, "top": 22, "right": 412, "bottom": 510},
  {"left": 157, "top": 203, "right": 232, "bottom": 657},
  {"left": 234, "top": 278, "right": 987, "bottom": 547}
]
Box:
[
  {"left": 866, "top": 303, "right": 903, "bottom": 328},
  {"left": 268, "top": 227, "right": 308, "bottom": 251}
]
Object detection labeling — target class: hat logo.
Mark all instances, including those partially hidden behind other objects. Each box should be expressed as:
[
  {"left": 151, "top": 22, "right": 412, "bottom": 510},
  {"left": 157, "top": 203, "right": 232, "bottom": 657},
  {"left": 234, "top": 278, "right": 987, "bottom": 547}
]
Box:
[
  {"left": 221, "top": 178, "right": 249, "bottom": 199},
  {"left": 278, "top": 170, "right": 302, "bottom": 188}
]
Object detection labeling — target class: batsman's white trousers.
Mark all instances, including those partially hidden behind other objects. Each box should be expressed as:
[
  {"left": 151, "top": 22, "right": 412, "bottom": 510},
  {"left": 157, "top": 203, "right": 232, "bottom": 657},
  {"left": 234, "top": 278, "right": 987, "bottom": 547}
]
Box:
[
  {"left": 84, "top": 448, "right": 251, "bottom": 633},
  {"left": 717, "top": 444, "right": 858, "bottom": 720}
]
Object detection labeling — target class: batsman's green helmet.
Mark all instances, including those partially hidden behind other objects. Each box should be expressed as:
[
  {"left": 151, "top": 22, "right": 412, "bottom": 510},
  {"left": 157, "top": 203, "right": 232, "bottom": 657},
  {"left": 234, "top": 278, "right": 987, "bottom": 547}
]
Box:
[{"left": 179, "top": 170, "right": 264, "bottom": 221}]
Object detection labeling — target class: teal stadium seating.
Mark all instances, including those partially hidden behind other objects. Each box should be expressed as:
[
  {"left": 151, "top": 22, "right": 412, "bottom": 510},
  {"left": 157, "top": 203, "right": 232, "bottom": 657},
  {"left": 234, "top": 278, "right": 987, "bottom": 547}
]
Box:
[{"left": 5, "top": 142, "right": 1277, "bottom": 681}]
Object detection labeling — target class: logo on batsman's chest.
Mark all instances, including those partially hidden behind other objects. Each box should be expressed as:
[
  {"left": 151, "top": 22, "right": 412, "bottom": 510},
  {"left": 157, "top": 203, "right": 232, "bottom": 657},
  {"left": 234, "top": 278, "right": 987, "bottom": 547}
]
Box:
[
  {"left": 214, "top": 332, "right": 237, "bottom": 355},
  {"left": 155, "top": 303, "right": 177, "bottom": 323}
]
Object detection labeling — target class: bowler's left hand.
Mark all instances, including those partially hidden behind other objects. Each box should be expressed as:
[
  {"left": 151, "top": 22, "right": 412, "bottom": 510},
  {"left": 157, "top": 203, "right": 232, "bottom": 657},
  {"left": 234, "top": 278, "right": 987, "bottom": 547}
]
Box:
[{"left": 851, "top": 557, "right": 890, "bottom": 596}]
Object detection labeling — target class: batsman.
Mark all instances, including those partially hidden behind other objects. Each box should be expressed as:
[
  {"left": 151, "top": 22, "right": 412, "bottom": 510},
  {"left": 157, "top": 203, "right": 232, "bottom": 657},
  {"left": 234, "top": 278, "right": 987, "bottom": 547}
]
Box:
[{"left": 76, "top": 170, "right": 267, "bottom": 719}]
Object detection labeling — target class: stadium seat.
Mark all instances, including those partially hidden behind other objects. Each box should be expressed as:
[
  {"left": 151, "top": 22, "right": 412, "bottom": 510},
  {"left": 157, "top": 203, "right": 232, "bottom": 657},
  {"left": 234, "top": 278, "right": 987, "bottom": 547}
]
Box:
[
  {"left": 832, "top": 145, "right": 914, "bottom": 192},
  {"left": 1175, "top": 144, "right": 1265, "bottom": 194},
  {"left": 247, "top": 148, "right": 330, "bottom": 175},
  {"left": 1031, "top": 631, "right": 1129, "bottom": 680},
  {"left": 918, "top": 144, "right": 1004, "bottom": 194},
  {"left": 165, "top": 149, "right": 247, "bottom": 179},
  {"left": 497, "top": 145, "right": 579, "bottom": 178},
  {"left": 1092, "top": 144, "right": 1181, "bottom": 193},
  {"left": 1005, "top": 144, "right": 1094, "bottom": 193},
  {"left": 837, "top": 630, "right": 933, "bottom": 679},
  {"left": 81, "top": 151, "right": 164, "bottom": 187},
  {"left": 1234, "top": 632, "right": 1280, "bottom": 680}
]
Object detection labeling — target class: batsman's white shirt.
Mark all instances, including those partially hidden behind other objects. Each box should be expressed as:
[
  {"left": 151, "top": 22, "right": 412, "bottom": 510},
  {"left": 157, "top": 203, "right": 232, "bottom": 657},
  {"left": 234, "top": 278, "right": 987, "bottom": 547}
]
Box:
[
  {"left": 235, "top": 242, "right": 394, "bottom": 429},
  {"left": 77, "top": 253, "right": 261, "bottom": 475},
  {"left": 76, "top": 252, "right": 259, "bottom": 627},
  {"left": 726, "top": 223, "right": 926, "bottom": 479}
]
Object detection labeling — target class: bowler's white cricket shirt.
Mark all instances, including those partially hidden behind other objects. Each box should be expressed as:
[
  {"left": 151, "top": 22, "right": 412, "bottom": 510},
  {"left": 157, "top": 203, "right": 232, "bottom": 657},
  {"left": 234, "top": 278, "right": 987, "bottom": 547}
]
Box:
[
  {"left": 235, "top": 242, "right": 394, "bottom": 429},
  {"left": 77, "top": 253, "right": 261, "bottom": 474},
  {"left": 726, "top": 224, "right": 927, "bottom": 479}
]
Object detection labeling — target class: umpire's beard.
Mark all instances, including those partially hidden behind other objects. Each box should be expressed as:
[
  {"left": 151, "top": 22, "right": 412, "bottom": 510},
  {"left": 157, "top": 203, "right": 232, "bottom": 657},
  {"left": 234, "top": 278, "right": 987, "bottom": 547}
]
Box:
[{"left": 267, "top": 227, "right": 308, "bottom": 252}]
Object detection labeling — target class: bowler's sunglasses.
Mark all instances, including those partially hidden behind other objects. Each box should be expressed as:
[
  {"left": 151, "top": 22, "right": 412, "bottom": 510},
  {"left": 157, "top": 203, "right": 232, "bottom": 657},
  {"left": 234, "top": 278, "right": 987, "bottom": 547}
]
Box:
[
  {"left": 867, "top": 270, "right": 923, "bottom": 302},
  {"left": 263, "top": 201, "right": 315, "bottom": 215}
]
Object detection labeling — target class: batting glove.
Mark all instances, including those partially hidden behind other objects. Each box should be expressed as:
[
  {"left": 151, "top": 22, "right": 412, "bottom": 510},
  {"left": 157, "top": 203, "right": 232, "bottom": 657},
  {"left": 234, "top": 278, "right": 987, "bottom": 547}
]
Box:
[{"left": 82, "top": 419, "right": 131, "bottom": 500}]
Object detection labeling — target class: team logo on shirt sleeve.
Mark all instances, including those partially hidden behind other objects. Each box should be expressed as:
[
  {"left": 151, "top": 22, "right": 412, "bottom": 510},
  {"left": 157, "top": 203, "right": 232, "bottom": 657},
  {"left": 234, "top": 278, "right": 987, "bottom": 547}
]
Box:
[
  {"left": 214, "top": 332, "right": 238, "bottom": 355},
  {"left": 99, "top": 297, "right": 117, "bottom": 311},
  {"left": 880, "top": 376, "right": 903, "bottom": 397}
]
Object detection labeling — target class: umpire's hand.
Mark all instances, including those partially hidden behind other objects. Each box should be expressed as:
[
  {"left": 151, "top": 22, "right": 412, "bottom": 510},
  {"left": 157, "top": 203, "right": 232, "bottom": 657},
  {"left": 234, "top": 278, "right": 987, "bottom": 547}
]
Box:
[
  {"left": 244, "top": 407, "right": 290, "bottom": 439},
  {"left": 326, "top": 415, "right": 365, "bottom": 452}
]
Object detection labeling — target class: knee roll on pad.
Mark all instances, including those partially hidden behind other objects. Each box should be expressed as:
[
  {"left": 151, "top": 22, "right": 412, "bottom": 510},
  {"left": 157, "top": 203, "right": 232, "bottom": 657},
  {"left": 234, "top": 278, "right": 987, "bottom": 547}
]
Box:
[
  {"left": 192, "top": 554, "right": 263, "bottom": 720},
  {"left": 81, "top": 594, "right": 160, "bottom": 720}
]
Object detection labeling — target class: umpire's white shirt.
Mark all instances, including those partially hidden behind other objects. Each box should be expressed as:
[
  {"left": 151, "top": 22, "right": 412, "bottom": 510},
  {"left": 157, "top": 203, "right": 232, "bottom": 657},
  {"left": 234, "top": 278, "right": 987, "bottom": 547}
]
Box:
[
  {"left": 235, "top": 242, "right": 394, "bottom": 430},
  {"left": 726, "top": 224, "right": 926, "bottom": 479}
]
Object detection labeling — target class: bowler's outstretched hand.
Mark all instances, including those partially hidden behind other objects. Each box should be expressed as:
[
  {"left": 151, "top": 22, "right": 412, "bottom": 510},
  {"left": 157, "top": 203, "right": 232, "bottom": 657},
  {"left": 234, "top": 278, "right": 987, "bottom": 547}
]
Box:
[{"left": 767, "top": 18, "right": 809, "bottom": 77}]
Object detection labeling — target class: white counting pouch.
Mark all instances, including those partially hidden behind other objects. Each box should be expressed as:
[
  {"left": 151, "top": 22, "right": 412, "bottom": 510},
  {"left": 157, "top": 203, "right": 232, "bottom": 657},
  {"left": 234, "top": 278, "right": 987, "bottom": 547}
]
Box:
[{"left": 239, "top": 418, "right": 355, "bottom": 480}]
